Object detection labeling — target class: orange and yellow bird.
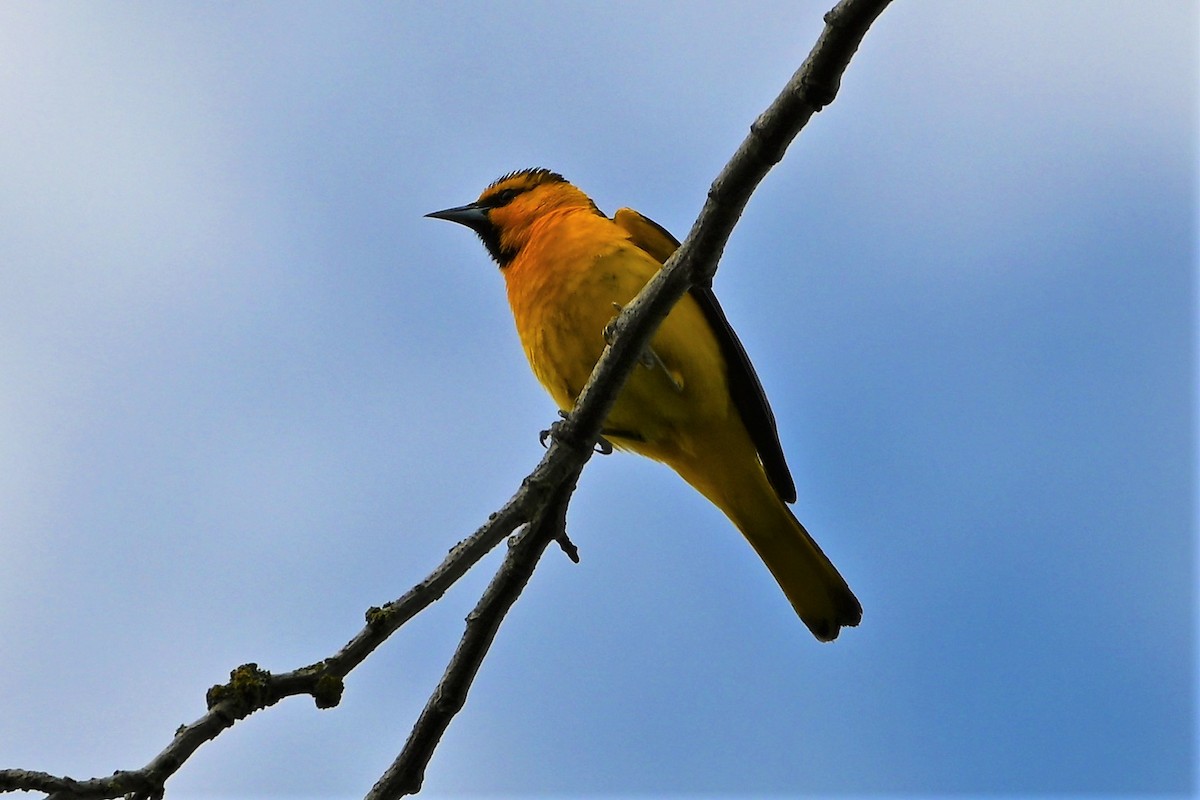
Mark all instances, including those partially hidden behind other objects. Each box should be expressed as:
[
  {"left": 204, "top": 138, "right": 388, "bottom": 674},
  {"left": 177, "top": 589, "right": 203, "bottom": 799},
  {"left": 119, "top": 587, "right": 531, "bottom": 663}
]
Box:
[{"left": 428, "top": 168, "right": 860, "bottom": 641}]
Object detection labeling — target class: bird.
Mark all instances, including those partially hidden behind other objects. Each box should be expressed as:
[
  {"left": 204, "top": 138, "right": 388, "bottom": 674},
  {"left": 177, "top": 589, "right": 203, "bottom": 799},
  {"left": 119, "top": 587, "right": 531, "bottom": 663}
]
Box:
[{"left": 427, "top": 168, "right": 860, "bottom": 641}]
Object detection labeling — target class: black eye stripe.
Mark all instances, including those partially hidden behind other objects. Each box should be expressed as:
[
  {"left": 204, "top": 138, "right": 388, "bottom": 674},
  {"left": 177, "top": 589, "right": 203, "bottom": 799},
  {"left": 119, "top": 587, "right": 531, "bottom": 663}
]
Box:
[{"left": 482, "top": 187, "right": 520, "bottom": 209}]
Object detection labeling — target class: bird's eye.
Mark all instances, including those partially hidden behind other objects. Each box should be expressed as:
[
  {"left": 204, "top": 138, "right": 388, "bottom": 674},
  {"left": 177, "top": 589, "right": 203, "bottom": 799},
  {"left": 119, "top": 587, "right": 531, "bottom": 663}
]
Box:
[{"left": 488, "top": 188, "right": 519, "bottom": 208}]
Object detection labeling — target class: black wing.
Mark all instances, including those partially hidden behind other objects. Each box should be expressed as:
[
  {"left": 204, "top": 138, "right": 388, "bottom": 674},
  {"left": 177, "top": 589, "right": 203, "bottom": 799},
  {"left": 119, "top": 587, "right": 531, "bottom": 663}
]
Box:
[{"left": 613, "top": 208, "right": 798, "bottom": 503}]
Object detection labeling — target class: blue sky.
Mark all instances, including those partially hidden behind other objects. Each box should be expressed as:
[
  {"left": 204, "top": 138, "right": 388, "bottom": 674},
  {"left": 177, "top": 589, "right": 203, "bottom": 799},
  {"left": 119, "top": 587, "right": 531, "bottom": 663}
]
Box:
[{"left": 0, "top": 2, "right": 1194, "bottom": 797}]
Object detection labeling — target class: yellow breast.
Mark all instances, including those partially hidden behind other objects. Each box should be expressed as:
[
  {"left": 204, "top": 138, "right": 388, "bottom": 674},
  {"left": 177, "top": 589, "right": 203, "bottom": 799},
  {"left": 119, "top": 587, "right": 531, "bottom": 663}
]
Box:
[{"left": 502, "top": 208, "right": 732, "bottom": 449}]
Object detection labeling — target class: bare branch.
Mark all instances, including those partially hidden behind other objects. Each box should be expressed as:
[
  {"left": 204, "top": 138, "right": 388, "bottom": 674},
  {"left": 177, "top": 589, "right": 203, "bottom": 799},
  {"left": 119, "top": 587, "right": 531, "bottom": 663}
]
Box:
[
  {"left": 0, "top": 459, "right": 564, "bottom": 800},
  {"left": 368, "top": 467, "right": 583, "bottom": 799},
  {"left": 0, "top": 1, "right": 892, "bottom": 797},
  {"left": 560, "top": 0, "right": 893, "bottom": 453}
]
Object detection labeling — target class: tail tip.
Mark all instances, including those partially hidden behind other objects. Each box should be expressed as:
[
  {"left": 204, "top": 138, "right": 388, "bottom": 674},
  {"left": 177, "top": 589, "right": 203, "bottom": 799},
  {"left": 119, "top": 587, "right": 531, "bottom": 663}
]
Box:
[{"left": 805, "top": 596, "right": 863, "bottom": 643}]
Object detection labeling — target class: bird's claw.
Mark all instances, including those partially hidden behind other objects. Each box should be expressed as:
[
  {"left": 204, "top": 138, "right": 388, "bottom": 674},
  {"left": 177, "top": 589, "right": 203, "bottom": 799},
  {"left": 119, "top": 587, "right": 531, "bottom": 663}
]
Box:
[
  {"left": 603, "top": 302, "right": 624, "bottom": 346},
  {"left": 542, "top": 409, "right": 613, "bottom": 455},
  {"left": 538, "top": 411, "right": 572, "bottom": 448}
]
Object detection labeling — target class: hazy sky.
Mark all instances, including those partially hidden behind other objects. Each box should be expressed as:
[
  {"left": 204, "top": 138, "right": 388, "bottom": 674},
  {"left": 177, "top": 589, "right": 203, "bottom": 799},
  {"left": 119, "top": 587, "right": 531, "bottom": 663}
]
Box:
[{"left": 1, "top": 2, "right": 1194, "bottom": 797}]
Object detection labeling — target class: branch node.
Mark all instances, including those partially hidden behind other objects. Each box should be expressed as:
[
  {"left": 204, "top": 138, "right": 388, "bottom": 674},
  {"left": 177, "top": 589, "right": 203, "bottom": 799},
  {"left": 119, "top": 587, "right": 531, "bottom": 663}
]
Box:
[
  {"left": 800, "top": 73, "right": 839, "bottom": 110},
  {"left": 748, "top": 118, "right": 788, "bottom": 167},
  {"left": 365, "top": 604, "right": 390, "bottom": 629},
  {"left": 312, "top": 672, "right": 345, "bottom": 709},
  {"left": 205, "top": 663, "right": 272, "bottom": 715}
]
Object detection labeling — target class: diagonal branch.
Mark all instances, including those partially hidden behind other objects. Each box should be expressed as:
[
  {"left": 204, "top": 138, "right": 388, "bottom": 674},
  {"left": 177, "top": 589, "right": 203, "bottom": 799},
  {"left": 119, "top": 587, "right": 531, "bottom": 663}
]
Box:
[
  {"left": 559, "top": 0, "right": 893, "bottom": 453},
  {"left": 367, "top": 466, "right": 583, "bottom": 800},
  {"left": 0, "top": 2, "right": 892, "bottom": 798}
]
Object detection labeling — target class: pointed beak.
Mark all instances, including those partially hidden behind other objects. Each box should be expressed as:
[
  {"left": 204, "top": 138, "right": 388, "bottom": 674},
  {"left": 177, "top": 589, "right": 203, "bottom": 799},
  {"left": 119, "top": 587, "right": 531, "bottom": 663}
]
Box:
[{"left": 425, "top": 202, "right": 490, "bottom": 231}]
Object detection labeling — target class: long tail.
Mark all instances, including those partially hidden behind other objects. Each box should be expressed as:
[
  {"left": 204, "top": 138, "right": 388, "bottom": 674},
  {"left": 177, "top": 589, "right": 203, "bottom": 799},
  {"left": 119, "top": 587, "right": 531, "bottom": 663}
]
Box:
[
  {"left": 730, "top": 493, "right": 862, "bottom": 641},
  {"left": 666, "top": 439, "right": 862, "bottom": 641}
]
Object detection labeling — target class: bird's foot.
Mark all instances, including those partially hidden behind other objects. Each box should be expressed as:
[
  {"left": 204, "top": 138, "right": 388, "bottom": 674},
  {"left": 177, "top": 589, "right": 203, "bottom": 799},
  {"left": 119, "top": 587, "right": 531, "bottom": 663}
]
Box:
[
  {"left": 540, "top": 411, "right": 614, "bottom": 455},
  {"left": 538, "top": 410, "right": 571, "bottom": 448}
]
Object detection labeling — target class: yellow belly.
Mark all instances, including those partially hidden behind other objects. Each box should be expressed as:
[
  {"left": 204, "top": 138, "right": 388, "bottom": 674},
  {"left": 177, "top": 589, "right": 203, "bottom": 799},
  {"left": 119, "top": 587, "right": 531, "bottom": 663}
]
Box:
[{"left": 504, "top": 230, "right": 732, "bottom": 460}]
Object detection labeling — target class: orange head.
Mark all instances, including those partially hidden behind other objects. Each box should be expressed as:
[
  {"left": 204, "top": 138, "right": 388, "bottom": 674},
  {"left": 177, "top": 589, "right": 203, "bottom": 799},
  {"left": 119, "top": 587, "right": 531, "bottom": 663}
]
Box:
[{"left": 426, "top": 168, "right": 598, "bottom": 267}]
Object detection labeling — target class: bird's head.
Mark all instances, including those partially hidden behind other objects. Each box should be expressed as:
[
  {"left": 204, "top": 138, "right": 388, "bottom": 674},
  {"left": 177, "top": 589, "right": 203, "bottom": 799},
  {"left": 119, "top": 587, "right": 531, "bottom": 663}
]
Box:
[{"left": 426, "top": 168, "right": 598, "bottom": 267}]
